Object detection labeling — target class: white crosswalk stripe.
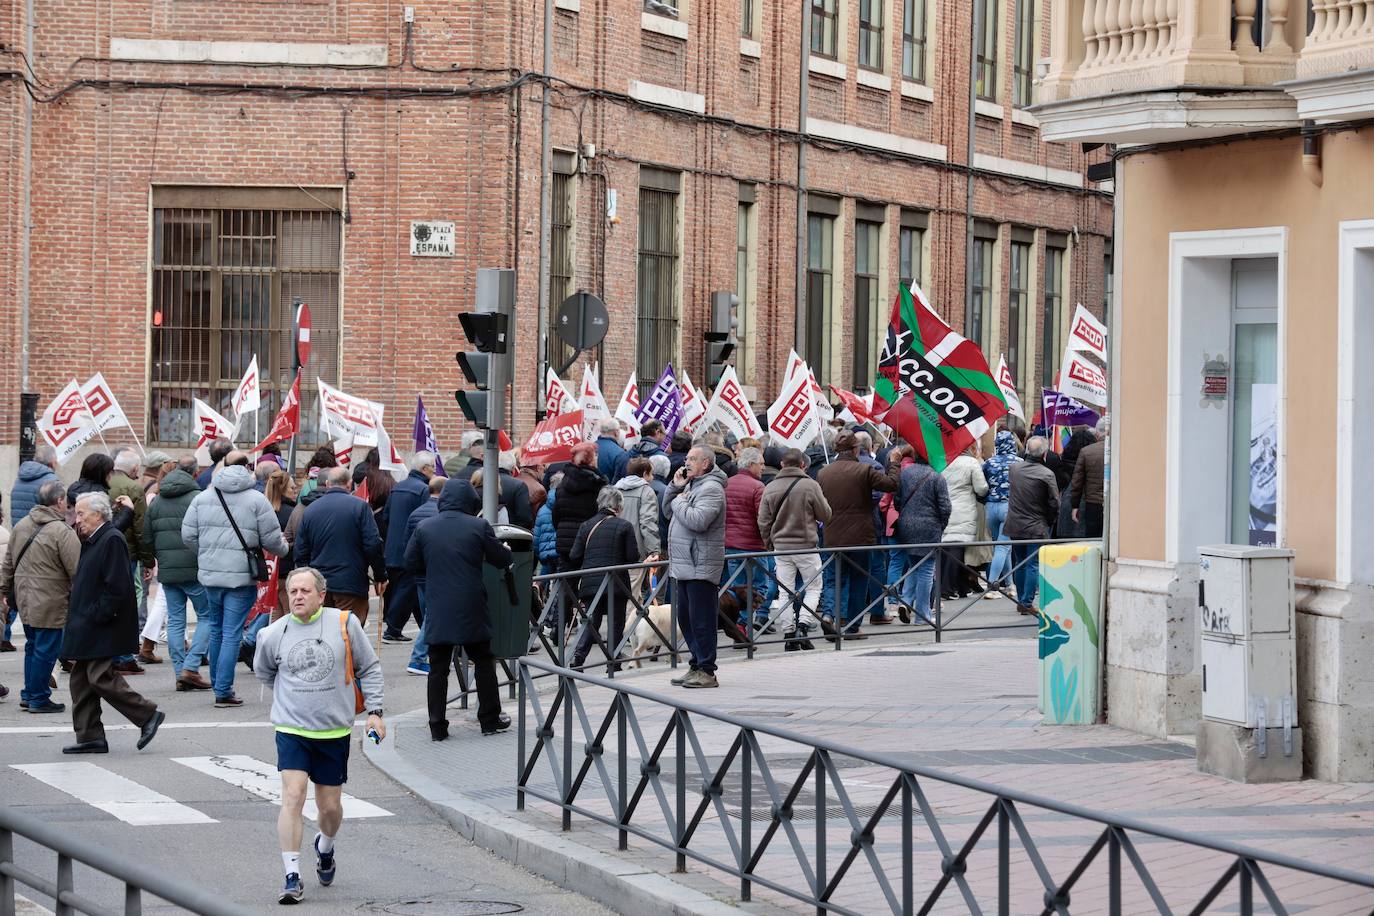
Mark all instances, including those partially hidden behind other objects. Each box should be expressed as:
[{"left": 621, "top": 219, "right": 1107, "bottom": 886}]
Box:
[
  {"left": 173, "top": 755, "right": 392, "bottom": 820},
  {"left": 11, "top": 762, "right": 218, "bottom": 826}
]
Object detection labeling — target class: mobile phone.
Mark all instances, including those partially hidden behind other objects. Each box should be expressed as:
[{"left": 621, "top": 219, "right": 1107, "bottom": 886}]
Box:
[{"left": 367, "top": 728, "right": 381, "bottom": 745}]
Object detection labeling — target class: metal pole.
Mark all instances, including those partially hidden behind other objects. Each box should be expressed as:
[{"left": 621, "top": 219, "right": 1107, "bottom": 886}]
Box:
[
  {"left": 287, "top": 297, "right": 302, "bottom": 474},
  {"left": 795, "top": 4, "right": 811, "bottom": 360},
  {"left": 964, "top": 0, "right": 983, "bottom": 338},
  {"left": 536, "top": 0, "right": 554, "bottom": 418},
  {"left": 20, "top": 0, "right": 34, "bottom": 393}
]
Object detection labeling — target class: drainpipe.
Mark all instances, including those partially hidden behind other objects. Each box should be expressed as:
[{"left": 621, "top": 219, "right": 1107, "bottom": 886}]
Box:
[
  {"left": 1301, "top": 120, "right": 1323, "bottom": 188},
  {"left": 535, "top": 0, "right": 553, "bottom": 418},
  {"left": 20, "top": 0, "right": 35, "bottom": 392},
  {"left": 796, "top": 5, "right": 811, "bottom": 362},
  {"left": 964, "top": 0, "right": 983, "bottom": 335}
]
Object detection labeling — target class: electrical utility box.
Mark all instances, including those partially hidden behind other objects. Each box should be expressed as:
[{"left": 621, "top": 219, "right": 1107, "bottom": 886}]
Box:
[{"left": 1198, "top": 545, "right": 1297, "bottom": 729}]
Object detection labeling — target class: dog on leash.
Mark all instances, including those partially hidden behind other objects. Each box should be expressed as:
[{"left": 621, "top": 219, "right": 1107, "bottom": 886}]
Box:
[{"left": 627, "top": 603, "right": 680, "bottom": 668}]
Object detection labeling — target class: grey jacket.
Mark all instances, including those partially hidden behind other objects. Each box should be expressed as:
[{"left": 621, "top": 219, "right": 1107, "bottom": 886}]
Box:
[
  {"left": 182, "top": 465, "right": 290, "bottom": 589},
  {"left": 614, "top": 476, "right": 661, "bottom": 556},
  {"left": 665, "top": 466, "right": 727, "bottom": 582},
  {"left": 253, "top": 607, "right": 384, "bottom": 731}
]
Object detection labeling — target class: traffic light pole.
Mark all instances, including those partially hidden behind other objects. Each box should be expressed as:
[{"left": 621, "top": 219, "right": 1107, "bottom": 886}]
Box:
[{"left": 482, "top": 348, "right": 506, "bottom": 526}]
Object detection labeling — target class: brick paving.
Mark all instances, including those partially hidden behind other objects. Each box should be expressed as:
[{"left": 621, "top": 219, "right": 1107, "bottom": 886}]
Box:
[{"left": 378, "top": 627, "right": 1374, "bottom": 915}]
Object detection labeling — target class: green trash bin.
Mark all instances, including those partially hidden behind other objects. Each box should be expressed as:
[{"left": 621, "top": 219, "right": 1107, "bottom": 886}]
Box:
[
  {"left": 1037, "top": 542, "right": 1103, "bottom": 725},
  {"left": 487, "top": 524, "right": 534, "bottom": 659}
]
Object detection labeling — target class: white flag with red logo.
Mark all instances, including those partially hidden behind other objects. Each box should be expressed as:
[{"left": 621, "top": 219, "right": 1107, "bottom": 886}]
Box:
[
  {"left": 703, "top": 366, "right": 762, "bottom": 440},
  {"left": 79, "top": 373, "right": 132, "bottom": 435},
  {"left": 193, "top": 398, "right": 237, "bottom": 465},
  {"left": 678, "top": 369, "right": 708, "bottom": 433},
  {"left": 995, "top": 355, "right": 1026, "bottom": 420},
  {"left": 230, "top": 356, "right": 261, "bottom": 421},
  {"left": 767, "top": 368, "right": 822, "bottom": 449},
  {"left": 613, "top": 374, "right": 640, "bottom": 446},
  {"left": 544, "top": 368, "right": 577, "bottom": 418},
  {"left": 333, "top": 432, "right": 355, "bottom": 470},
  {"left": 37, "top": 379, "right": 99, "bottom": 465},
  {"left": 318, "top": 379, "right": 385, "bottom": 446},
  {"left": 376, "top": 424, "right": 406, "bottom": 474},
  {"left": 1065, "top": 303, "right": 1108, "bottom": 363},
  {"left": 1060, "top": 348, "right": 1109, "bottom": 407},
  {"left": 783, "top": 348, "right": 834, "bottom": 421},
  {"left": 578, "top": 364, "right": 613, "bottom": 437}
]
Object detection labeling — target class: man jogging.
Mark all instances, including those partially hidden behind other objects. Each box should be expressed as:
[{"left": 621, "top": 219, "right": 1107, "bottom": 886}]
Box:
[{"left": 253, "top": 566, "right": 384, "bottom": 905}]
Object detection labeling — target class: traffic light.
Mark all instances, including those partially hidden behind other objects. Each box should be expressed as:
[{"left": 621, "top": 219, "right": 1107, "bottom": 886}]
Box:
[
  {"left": 455, "top": 269, "right": 515, "bottom": 429},
  {"left": 705, "top": 291, "right": 739, "bottom": 386}
]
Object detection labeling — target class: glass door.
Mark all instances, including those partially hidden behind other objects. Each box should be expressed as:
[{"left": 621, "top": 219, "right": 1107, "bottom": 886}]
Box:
[{"left": 1229, "top": 260, "right": 1279, "bottom": 546}]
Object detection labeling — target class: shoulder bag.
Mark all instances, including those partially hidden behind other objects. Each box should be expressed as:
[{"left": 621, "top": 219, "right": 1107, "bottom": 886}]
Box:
[{"left": 339, "top": 611, "right": 366, "bottom": 715}]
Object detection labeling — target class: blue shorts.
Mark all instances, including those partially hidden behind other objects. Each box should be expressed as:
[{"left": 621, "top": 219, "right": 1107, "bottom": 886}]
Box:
[{"left": 275, "top": 732, "right": 350, "bottom": 786}]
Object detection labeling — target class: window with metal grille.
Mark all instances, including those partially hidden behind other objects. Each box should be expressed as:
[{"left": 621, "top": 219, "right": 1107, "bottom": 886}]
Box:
[
  {"left": 150, "top": 191, "right": 341, "bottom": 447},
  {"left": 549, "top": 170, "right": 576, "bottom": 371},
  {"left": 811, "top": 0, "right": 838, "bottom": 58},
  {"left": 637, "top": 185, "right": 680, "bottom": 382},
  {"left": 899, "top": 224, "right": 924, "bottom": 292},
  {"left": 1013, "top": 0, "right": 1035, "bottom": 107},
  {"left": 736, "top": 199, "right": 756, "bottom": 385},
  {"left": 859, "top": 0, "right": 884, "bottom": 71},
  {"left": 1043, "top": 243, "right": 1065, "bottom": 389},
  {"left": 971, "top": 237, "right": 995, "bottom": 356},
  {"left": 1009, "top": 241, "right": 1032, "bottom": 399},
  {"left": 806, "top": 213, "right": 835, "bottom": 385},
  {"left": 902, "top": 0, "right": 928, "bottom": 82},
  {"left": 854, "top": 220, "right": 881, "bottom": 390},
  {"left": 741, "top": 0, "right": 755, "bottom": 37},
  {"left": 976, "top": 0, "right": 999, "bottom": 101}
]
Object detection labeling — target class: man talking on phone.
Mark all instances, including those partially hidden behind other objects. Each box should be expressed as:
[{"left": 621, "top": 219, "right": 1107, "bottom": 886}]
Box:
[
  {"left": 254, "top": 566, "right": 384, "bottom": 905},
  {"left": 664, "top": 446, "right": 729, "bottom": 688}
]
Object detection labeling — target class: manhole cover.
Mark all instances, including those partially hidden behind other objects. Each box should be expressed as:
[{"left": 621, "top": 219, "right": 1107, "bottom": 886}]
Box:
[
  {"left": 364, "top": 900, "right": 524, "bottom": 915},
  {"left": 860, "top": 649, "right": 948, "bottom": 657}
]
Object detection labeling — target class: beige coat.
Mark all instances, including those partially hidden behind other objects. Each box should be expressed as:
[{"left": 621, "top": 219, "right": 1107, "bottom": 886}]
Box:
[{"left": 1, "top": 505, "right": 81, "bottom": 629}]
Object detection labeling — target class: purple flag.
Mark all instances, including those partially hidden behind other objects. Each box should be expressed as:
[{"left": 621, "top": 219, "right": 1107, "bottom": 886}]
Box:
[
  {"left": 413, "top": 395, "right": 446, "bottom": 477},
  {"left": 1041, "top": 388, "right": 1100, "bottom": 429},
  {"left": 635, "top": 364, "right": 685, "bottom": 436}
]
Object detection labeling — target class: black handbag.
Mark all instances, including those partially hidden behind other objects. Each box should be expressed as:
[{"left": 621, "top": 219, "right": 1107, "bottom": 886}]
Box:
[{"left": 215, "top": 487, "right": 270, "bottom": 582}]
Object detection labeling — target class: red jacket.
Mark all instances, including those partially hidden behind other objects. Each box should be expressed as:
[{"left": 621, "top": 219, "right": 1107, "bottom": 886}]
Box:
[{"left": 724, "top": 470, "right": 766, "bottom": 551}]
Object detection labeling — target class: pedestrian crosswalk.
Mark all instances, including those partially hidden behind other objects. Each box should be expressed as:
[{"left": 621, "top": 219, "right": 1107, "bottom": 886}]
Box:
[{"left": 9, "top": 754, "right": 393, "bottom": 825}]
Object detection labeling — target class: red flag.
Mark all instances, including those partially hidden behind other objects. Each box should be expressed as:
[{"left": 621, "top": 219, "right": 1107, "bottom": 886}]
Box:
[
  {"left": 498, "top": 429, "right": 513, "bottom": 451},
  {"left": 247, "top": 555, "right": 281, "bottom": 624},
  {"left": 253, "top": 373, "right": 301, "bottom": 452},
  {"left": 828, "top": 384, "right": 879, "bottom": 426},
  {"left": 520, "top": 410, "right": 585, "bottom": 465},
  {"left": 354, "top": 476, "right": 371, "bottom": 505}
]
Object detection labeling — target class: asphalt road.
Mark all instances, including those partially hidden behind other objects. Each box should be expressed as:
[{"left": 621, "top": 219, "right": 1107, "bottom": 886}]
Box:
[{"left": 0, "top": 621, "right": 611, "bottom": 916}]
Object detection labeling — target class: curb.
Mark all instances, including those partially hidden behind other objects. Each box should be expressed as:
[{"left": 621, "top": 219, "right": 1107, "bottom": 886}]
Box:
[{"left": 363, "top": 719, "right": 761, "bottom": 916}]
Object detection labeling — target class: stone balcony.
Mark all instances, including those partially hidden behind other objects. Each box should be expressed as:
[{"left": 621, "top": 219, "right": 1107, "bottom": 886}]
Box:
[{"left": 1032, "top": 1, "right": 1374, "bottom": 143}]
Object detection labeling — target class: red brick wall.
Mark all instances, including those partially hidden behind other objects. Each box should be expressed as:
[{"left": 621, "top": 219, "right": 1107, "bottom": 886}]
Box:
[{"left": 0, "top": 0, "right": 1111, "bottom": 456}]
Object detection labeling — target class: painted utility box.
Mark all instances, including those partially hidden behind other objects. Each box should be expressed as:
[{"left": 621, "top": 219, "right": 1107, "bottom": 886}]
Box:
[{"left": 1037, "top": 543, "right": 1103, "bottom": 725}]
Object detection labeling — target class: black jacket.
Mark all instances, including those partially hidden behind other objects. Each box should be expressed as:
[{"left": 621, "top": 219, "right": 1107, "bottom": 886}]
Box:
[
  {"left": 382, "top": 470, "right": 430, "bottom": 568},
  {"left": 404, "top": 480, "right": 512, "bottom": 646},
  {"left": 569, "top": 509, "right": 641, "bottom": 605},
  {"left": 61, "top": 521, "right": 139, "bottom": 660},
  {"left": 552, "top": 464, "right": 606, "bottom": 560},
  {"left": 295, "top": 488, "right": 386, "bottom": 596}
]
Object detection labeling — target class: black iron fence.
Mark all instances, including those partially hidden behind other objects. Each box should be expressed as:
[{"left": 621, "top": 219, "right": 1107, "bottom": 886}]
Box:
[
  {"left": 515, "top": 658, "right": 1374, "bottom": 915},
  {"left": 1, "top": 805, "right": 257, "bottom": 916}
]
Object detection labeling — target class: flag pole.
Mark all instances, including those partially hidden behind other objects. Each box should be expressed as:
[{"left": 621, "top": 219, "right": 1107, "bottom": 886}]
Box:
[{"left": 287, "top": 298, "right": 302, "bottom": 474}]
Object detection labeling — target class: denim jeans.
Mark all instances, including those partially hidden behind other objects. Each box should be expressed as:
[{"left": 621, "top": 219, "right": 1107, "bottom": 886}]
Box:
[
  {"left": 986, "top": 501, "right": 1011, "bottom": 586},
  {"left": 411, "top": 583, "right": 430, "bottom": 666},
  {"left": 3, "top": 606, "right": 15, "bottom": 642},
  {"left": 21, "top": 624, "right": 62, "bottom": 706},
  {"left": 834, "top": 556, "right": 871, "bottom": 626},
  {"left": 204, "top": 584, "right": 256, "bottom": 698},
  {"left": 242, "top": 614, "right": 270, "bottom": 647},
  {"left": 723, "top": 550, "right": 775, "bottom": 624},
  {"left": 1010, "top": 544, "right": 1040, "bottom": 608},
  {"left": 885, "top": 536, "right": 909, "bottom": 595},
  {"left": 163, "top": 582, "right": 212, "bottom": 676},
  {"left": 902, "top": 550, "right": 937, "bottom": 622}
]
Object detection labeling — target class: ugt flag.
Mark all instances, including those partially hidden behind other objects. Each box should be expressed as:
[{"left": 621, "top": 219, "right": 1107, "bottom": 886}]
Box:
[
  {"left": 412, "top": 396, "right": 446, "bottom": 477},
  {"left": 635, "top": 365, "right": 684, "bottom": 436},
  {"left": 873, "top": 284, "right": 1007, "bottom": 471}
]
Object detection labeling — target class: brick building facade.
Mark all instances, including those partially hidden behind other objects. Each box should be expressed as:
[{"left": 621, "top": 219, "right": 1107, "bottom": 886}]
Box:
[{"left": 0, "top": 0, "right": 1110, "bottom": 472}]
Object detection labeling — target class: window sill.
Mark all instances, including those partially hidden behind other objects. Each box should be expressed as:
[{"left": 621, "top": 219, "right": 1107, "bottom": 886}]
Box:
[
  {"left": 554, "top": 0, "right": 580, "bottom": 10},
  {"left": 629, "top": 79, "right": 705, "bottom": 114},
  {"left": 974, "top": 99, "right": 1005, "bottom": 120},
  {"left": 856, "top": 69, "right": 891, "bottom": 92},
  {"left": 739, "top": 37, "right": 761, "bottom": 59},
  {"left": 1011, "top": 107, "right": 1040, "bottom": 128},
  {"left": 900, "top": 80, "right": 934, "bottom": 102},
  {"left": 641, "top": 11, "right": 688, "bottom": 40},
  {"left": 808, "top": 55, "right": 847, "bottom": 81}
]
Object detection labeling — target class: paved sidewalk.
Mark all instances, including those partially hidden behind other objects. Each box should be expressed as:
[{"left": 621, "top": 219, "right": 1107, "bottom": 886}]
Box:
[{"left": 366, "top": 627, "right": 1374, "bottom": 915}]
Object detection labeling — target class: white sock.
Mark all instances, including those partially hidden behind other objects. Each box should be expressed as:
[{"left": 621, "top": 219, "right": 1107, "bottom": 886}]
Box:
[
  {"left": 316, "top": 831, "right": 335, "bottom": 854},
  {"left": 282, "top": 851, "right": 300, "bottom": 876}
]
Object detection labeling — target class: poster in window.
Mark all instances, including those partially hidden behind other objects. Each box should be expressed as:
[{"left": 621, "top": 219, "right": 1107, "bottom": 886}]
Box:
[{"left": 1248, "top": 382, "right": 1278, "bottom": 547}]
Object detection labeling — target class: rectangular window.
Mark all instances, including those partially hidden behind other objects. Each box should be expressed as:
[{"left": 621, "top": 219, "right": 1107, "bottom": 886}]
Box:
[
  {"left": 1009, "top": 241, "right": 1032, "bottom": 398},
  {"left": 971, "top": 237, "right": 995, "bottom": 356},
  {"left": 1042, "top": 243, "right": 1065, "bottom": 389},
  {"left": 736, "top": 197, "right": 756, "bottom": 385},
  {"left": 1104, "top": 251, "right": 1113, "bottom": 314},
  {"left": 899, "top": 209, "right": 928, "bottom": 292},
  {"left": 150, "top": 191, "right": 341, "bottom": 447},
  {"left": 902, "top": 0, "right": 928, "bottom": 82},
  {"left": 976, "top": 0, "right": 999, "bottom": 100},
  {"left": 1013, "top": 0, "right": 1035, "bottom": 107},
  {"left": 854, "top": 220, "right": 882, "bottom": 390},
  {"left": 549, "top": 165, "right": 575, "bottom": 371},
  {"left": 806, "top": 213, "right": 835, "bottom": 383},
  {"left": 637, "top": 180, "right": 680, "bottom": 383},
  {"left": 741, "top": 0, "right": 754, "bottom": 38},
  {"left": 811, "top": 0, "right": 838, "bottom": 58},
  {"left": 859, "top": 0, "right": 884, "bottom": 71}
]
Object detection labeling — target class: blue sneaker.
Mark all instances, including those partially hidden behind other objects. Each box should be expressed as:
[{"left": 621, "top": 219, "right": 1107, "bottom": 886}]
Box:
[
  {"left": 314, "top": 834, "right": 335, "bottom": 886},
  {"left": 279, "top": 872, "right": 303, "bottom": 904},
  {"left": 406, "top": 661, "right": 430, "bottom": 676}
]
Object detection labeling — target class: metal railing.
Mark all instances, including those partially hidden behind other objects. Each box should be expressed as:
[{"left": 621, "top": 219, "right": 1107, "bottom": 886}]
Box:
[
  {"left": 515, "top": 659, "right": 1374, "bottom": 916},
  {"left": 1, "top": 805, "right": 257, "bottom": 916}
]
